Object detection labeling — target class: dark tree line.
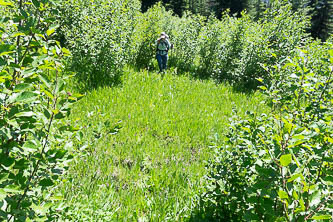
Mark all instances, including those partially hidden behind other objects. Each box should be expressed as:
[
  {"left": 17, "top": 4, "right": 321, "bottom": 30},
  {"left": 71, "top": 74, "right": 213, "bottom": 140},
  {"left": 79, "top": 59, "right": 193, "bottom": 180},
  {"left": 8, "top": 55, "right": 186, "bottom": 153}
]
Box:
[
  {"left": 140, "top": 0, "right": 333, "bottom": 40},
  {"left": 306, "top": 0, "right": 333, "bottom": 40}
]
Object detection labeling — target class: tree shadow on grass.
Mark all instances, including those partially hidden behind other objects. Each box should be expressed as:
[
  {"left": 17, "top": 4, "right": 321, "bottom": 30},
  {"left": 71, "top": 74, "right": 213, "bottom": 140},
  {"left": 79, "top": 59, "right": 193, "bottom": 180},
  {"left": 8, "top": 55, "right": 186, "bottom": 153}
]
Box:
[
  {"left": 166, "top": 59, "right": 261, "bottom": 96},
  {"left": 188, "top": 199, "right": 243, "bottom": 222}
]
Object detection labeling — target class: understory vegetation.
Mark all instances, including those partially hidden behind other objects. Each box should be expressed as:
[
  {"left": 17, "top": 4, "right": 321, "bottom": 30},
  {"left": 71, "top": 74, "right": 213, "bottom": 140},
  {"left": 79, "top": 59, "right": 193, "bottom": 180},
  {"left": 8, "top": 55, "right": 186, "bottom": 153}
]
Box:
[{"left": 0, "top": 0, "right": 332, "bottom": 221}]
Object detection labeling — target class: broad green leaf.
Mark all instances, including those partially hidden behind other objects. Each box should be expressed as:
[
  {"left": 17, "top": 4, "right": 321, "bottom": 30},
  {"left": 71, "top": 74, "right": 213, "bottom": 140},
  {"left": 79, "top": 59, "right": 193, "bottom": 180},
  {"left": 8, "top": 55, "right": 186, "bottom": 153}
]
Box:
[
  {"left": 290, "top": 150, "right": 300, "bottom": 168},
  {"left": 328, "top": 49, "right": 333, "bottom": 57},
  {"left": 322, "top": 176, "right": 333, "bottom": 186},
  {"left": 0, "top": 156, "right": 15, "bottom": 168},
  {"left": 283, "top": 63, "right": 296, "bottom": 68},
  {"left": 39, "top": 74, "right": 52, "bottom": 89},
  {"left": 0, "top": 189, "right": 6, "bottom": 201},
  {"left": 12, "top": 32, "right": 26, "bottom": 37},
  {"left": 309, "top": 190, "right": 321, "bottom": 207},
  {"left": 278, "top": 190, "right": 288, "bottom": 199},
  {"left": 325, "top": 136, "right": 333, "bottom": 143},
  {"left": 49, "top": 195, "right": 64, "bottom": 201},
  {"left": 22, "top": 68, "right": 36, "bottom": 77},
  {"left": 287, "top": 173, "right": 302, "bottom": 182},
  {"left": 43, "top": 109, "right": 51, "bottom": 119},
  {"left": 0, "top": 50, "right": 14, "bottom": 56},
  {"left": 32, "top": 203, "right": 52, "bottom": 215},
  {"left": 295, "top": 197, "right": 306, "bottom": 213},
  {"left": 0, "top": 44, "right": 15, "bottom": 53},
  {"left": 288, "top": 138, "right": 306, "bottom": 148},
  {"left": 61, "top": 47, "right": 71, "bottom": 56},
  {"left": 41, "top": 88, "right": 54, "bottom": 99},
  {"left": 46, "top": 28, "right": 55, "bottom": 36},
  {"left": 257, "top": 77, "right": 263, "bottom": 82},
  {"left": 72, "top": 93, "right": 84, "bottom": 100},
  {"left": 39, "top": 178, "right": 54, "bottom": 187},
  {"left": 311, "top": 215, "right": 331, "bottom": 220},
  {"left": 15, "top": 111, "right": 36, "bottom": 117},
  {"left": 282, "top": 118, "right": 293, "bottom": 134},
  {"left": 10, "top": 91, "right": 38, "bottom": 103},
  {"left": 280, "top": 154, "right": 292, "bottom": 167},
  {"left": 59, "top": 125, "right": 80, "bottom": 132},
  {"left": 55, "top": 79, "right": 64, "bottom": 94},
  {"left": 14, "top": 83, "right": 32, "bottom": 92},
  {"left": 4, "top": 185, "right": 23, "bottom": 194},
  {"left": 20, "top": 9, "right": 28, "bottom": 18},
  {"left": 52, "top": 109, "right": 59, "bottom": 115},
  {"left": 0, "top": 173, "right": 9, "bottom": 183},
  {"left": 22, "top": 140, "right": 39, "bottom": 151},
  {"left": 292, "top": 190, "right": 299, "bottom": 200},
  {"left": 259, "top": 86, "right": 267, "bottom": 91},
  {"left": 0, "top": 0, "right": 13, "bottom": 6},
  {"left": 31, "top": 0, "right": 40, "bottom": 8},
  {"left": 292, "top": 134, "right": 305, "bottom": 140}
]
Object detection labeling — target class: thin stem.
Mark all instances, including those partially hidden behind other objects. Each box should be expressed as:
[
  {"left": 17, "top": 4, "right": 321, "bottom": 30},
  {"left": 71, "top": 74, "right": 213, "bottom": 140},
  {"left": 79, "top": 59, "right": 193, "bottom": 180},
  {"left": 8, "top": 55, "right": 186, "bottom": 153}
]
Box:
[
  {"left": 296, "top": 65, "right": 306, "bottom": 109},
  {"left": 318, "top": 70, "right": 332, "bottom": 103},
  {"left": 8, "top": 72, "right": 58, "bottom": 221},
  {"left": 8, "top": 99, "right": 57, "bottom": 222},
  {"left": 13, "top": 0, "right": 24, "bottom": 80},
  {"left": 304, "top": 195, "right": 332, "bottom": 221}
]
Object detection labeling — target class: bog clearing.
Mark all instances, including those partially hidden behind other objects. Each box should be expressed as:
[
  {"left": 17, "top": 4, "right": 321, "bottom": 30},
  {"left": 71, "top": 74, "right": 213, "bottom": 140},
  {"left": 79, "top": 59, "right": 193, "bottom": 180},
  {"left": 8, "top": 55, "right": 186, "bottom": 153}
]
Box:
[{"left": 59, "top": 68, "right": 268, "bottom": 221}]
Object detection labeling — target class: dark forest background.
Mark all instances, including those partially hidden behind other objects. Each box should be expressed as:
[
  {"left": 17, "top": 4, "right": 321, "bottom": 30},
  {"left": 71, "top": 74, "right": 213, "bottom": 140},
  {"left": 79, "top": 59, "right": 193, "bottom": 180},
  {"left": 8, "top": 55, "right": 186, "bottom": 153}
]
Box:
[{"left": 141, "top": 0, "right": 333, "bottom": 40}]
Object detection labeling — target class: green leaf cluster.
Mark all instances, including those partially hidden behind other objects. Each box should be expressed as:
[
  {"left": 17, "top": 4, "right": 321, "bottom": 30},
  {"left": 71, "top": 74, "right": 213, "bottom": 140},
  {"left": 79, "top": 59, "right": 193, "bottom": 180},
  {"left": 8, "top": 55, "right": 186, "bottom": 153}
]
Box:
[
  {"left": 59, "top": 0, "right": 141, "bottom": 88},
  {"left": 203, "top": 40, "right": 332, "bottom": 221},
  {"left": 0, "top": 0, "right": 81, "bottom": 221},
  {"left": 131, "top": 1, "right": 311, "bottom": 89}
]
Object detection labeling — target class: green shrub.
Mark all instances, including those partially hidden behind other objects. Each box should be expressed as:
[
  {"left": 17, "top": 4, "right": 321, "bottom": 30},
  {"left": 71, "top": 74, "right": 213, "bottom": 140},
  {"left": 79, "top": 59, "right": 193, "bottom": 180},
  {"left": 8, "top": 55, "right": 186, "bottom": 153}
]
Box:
[
  {"left": 59, "top": 0, "right": 140, "bottom": 88},
  {"left": 209, "top": 0, "right": 310, "bottom": 88},
  {"left": 203, "top": 44, "right": 333, "bottom": 221},
  {"left": 196, "top": 15, "right": 224, "bottom": 79},
  {"left": 0, "top": 0, "right": 81, "bottom": 220},
  {"left": 131, "top": 3, "right": 175, "bottom": 70},
  {"left": 168, "top": 12, "right": 205, "bottom": 74}
]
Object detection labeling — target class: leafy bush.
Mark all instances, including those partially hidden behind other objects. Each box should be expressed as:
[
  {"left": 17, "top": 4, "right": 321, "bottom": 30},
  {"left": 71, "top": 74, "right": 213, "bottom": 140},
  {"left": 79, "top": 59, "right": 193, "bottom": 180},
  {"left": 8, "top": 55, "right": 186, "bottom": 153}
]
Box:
[
  {"left": 203, "top": 44, "right": 333, "bottom": 221},
  {"left": 168, "top": 12, "right": 205, "bottom": 74},
  {"left": 132, "top": 3, "right": 206, "bottom": 74},
  {"left": 59, "top": 0, "right": 140, "bottom": 88},
  {"left": 131, "top": 3, "right": 175, "bottom": 70},
  {"left": 196, "top": 0, "right": 311, "bottom": 88},
  {"left": 0, "top": 0, "right": 81, "bottom": 220}
]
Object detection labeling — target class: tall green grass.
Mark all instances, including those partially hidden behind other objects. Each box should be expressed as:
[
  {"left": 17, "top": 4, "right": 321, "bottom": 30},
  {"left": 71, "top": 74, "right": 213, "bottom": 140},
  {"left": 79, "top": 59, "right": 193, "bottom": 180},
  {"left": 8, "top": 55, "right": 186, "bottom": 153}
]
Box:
[{"left": 60, "top": 68, "right": 268, "bottom": 221}]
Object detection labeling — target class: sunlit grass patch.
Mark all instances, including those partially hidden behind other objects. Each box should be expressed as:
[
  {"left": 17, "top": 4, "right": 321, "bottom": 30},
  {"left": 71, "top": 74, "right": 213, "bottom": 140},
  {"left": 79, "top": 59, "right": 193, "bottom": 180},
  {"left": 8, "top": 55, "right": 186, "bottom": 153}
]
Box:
[{"left": 60, "top": 68, "right": 268, "bottom": 221}]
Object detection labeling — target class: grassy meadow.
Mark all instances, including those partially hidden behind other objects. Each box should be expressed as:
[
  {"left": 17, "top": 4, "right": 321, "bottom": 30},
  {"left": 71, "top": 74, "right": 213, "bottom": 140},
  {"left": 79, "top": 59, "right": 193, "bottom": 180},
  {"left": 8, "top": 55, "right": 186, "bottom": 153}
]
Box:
[{"left": 59, "top": 68, "right": 269, "bottom": 221}]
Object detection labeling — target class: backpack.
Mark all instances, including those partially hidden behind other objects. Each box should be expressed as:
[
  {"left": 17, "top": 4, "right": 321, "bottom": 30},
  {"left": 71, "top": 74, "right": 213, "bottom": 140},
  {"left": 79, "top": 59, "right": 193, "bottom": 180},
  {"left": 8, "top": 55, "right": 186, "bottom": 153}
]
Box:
[{"left": 157, "top": 40, "right": 169, "bottom": 52}]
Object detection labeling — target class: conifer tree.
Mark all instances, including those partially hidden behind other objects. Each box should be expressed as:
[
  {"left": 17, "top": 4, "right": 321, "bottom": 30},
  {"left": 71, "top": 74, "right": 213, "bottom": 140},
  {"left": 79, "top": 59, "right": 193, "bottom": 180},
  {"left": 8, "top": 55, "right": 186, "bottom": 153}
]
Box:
[
  {"left": 166, "top": 0, "right": 187, "bottom": 16},
  {"left": 306, "top": 0, "right": 332, "bottom": 40},
  {"left": 210, "top": 0, "right": 248, "bottom": 18},
  {"left": 141, "top": 0, "right": 160, "bottom": 12}
]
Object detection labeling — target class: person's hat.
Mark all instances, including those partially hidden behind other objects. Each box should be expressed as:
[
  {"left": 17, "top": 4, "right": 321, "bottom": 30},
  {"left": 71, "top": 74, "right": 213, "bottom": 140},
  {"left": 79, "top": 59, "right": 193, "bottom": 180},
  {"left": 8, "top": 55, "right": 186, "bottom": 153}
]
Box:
[{"left": 161, "top": 32, "right": 169, "bottom": 38}]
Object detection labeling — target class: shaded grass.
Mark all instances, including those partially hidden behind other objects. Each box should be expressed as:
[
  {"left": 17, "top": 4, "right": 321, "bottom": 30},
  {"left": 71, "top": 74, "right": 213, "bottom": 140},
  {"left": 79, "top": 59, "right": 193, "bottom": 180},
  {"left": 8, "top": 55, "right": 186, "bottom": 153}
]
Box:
[{"left": 60, "top": 68, "right": 269, "bottom": 221}]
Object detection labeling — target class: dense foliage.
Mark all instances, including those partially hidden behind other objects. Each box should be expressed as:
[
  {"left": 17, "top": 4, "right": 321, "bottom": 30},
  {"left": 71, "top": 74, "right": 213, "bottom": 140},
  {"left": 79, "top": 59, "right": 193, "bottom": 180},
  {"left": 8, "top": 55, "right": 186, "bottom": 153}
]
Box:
[
  {"left": 1, "top": 0, "right": 332, "bottom": 221},
  {"left": 202, "top": 34, "right": 333, "bottom": 222},
  {"left": 141, "top": 0, "right": 333, "bottom": 40},
  {"left": 59, "top": 0, "right": 140, "bottom": 88},
  {"left": 133, "top": 1, "right": 311, "bottom": 88},
  {"left": 0, "top": 0, "right": 82, "bottom": 221}
]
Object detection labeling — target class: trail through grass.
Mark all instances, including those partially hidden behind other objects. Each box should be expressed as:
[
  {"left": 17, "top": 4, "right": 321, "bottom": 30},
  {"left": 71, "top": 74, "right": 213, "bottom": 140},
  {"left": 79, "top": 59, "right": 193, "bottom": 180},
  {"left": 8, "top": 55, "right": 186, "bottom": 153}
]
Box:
[{"left": 60, "top": 68, "right": 268, "bottom": 221}]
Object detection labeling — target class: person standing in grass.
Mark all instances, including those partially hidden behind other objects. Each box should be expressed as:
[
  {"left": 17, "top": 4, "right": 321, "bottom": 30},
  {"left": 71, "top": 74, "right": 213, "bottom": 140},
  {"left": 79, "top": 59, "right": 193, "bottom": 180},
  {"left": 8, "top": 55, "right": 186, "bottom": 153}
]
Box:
[{"left": 156, "top": 32, "right": 172, "bottom": 73}]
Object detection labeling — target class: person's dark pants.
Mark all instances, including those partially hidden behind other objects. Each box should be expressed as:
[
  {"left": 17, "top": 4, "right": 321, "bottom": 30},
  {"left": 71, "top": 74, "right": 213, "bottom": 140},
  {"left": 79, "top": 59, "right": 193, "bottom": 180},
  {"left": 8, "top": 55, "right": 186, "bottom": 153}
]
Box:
[{"left": 156, "top": 54, "right": 168, "bottom": 72}]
